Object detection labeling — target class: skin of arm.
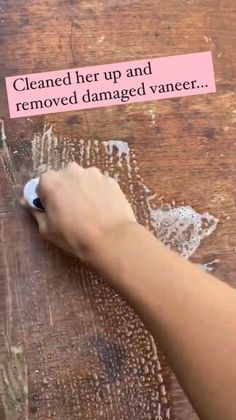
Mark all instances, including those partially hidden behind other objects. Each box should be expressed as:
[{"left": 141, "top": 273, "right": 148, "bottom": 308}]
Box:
[{"left": 23, "top": 163, "right": 236, "bottom": 420}]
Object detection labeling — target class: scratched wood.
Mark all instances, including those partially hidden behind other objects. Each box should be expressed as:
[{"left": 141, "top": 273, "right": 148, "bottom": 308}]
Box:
[{"left": 0, "top": 0, "right": 236, "bottom": 419}]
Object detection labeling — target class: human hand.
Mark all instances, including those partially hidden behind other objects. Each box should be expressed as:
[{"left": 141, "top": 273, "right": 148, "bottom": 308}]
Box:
[{"left": 22, "top": 163, "right": 136, "bottom": 262}]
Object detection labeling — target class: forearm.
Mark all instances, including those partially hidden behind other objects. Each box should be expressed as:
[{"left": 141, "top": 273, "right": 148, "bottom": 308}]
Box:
[{"left": 90, "top": 222, "right": 236, "bottom": 420}]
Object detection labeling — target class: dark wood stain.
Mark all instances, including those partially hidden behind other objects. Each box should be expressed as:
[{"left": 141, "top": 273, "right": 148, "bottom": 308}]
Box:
[
  {"left": 66, "top": 115, "right": 81, "bottom": 126},
  {"left": 203, "top": 127, "right": 216, "bottom": 140},
  {"left": 89, "top": 336, "right": 126, "bottom": 381}
]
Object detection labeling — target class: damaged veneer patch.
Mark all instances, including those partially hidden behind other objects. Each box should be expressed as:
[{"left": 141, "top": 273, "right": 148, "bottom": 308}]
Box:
[
  {"left": 29, "top": 127, "right": 218, "bottom": 419},
  {"left": 0, "top": 124, "right": 219, "bottom": 419}
]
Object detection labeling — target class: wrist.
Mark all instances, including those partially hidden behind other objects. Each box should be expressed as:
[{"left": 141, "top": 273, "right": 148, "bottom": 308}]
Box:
[{"left": 84, "top": 220, "right": 142, "bottom": 277}]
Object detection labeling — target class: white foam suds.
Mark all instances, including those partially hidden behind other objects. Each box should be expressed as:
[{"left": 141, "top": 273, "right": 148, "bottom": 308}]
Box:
[
  {"left": 101, "top": 138, "right": 218, "bottom": 259},
  {"left": 146, "top": 203, "right": 218, "bottom": 258},
  {"left": 199, "top": 259, "right": 220, "bottom": 273},
  {"left": 103, "top": 140, "right": 132, "bottom": 171},
  {"left": 103, "top": 140, "right": 130, "bottom": 157}
]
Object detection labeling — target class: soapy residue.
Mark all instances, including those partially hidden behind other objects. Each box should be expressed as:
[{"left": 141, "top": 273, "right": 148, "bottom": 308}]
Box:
[
  {"left": 200, "top": 259, "right": 220, "bottom": 273},
  {"left": 29, "top": 126, "right": 219, "bottom": 419},
  {"left": 147, "top": 204, "right": 218, "bottom": 258},
  {"left": 31, "top": 126, "right": 218, "bottom": 259},
  {"left": 0, "top": 119, "right": 6, "bottom": 146},
  {"left": 0, "top": 340, "right": 28, "bottom": 420},
  {"left": 0, "top": 124, "right": 218, "bottom": 419},
  {"left": 0, "top": 120, "right": 16, "bottom": 185}
]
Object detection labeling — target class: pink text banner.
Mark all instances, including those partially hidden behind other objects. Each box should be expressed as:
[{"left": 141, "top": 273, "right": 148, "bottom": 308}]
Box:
[{"left": 6, "top": 52, "right": 216, "bottom": 118}]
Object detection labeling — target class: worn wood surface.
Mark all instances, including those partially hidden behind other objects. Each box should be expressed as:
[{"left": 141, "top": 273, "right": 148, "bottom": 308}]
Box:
[{"left": 0, "top": 0, "right": 235, "bottom": 419}]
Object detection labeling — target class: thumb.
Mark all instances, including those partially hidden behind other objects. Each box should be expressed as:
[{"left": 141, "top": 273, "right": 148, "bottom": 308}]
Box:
[
  {"left": 20, "top": 196, "right": 48, "bottom": 236},
  {"left": 31, "top": 209, "right": 48, "bottom": 236}
]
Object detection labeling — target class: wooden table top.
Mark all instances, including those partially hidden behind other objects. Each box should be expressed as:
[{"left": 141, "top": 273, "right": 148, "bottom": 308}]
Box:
[{"left": 0, "top": 0, "right": 235, "bottom": 418}]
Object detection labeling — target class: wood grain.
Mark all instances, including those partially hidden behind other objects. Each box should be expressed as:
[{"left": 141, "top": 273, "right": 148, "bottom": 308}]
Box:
[{"left": 0, "top": 0, "right": 235, "bottom": 418}]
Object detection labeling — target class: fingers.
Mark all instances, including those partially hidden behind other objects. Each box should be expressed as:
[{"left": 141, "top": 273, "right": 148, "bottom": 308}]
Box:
[
  {"left": 37, "top": 170, "right": 58, "bottom": 206},
  {"left": 64, "top": 161, "right": 84, "bottom": 173},
  {"left": 37, "top": 163, "right": 84, "bottom": 205},
  {"left": 20, "top": 196, "right": 48, "bottom": 236},
  {"left": 22, "top": 162, "right": 84, "bottom": 235}
]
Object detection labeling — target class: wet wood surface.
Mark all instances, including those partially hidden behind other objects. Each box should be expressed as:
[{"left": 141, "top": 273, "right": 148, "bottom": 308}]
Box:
[{"left": 0, "top": 0, "right": 235, "bottom": 419}]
